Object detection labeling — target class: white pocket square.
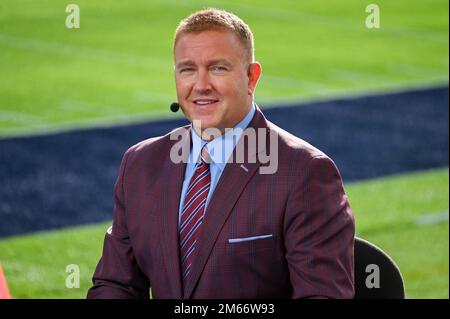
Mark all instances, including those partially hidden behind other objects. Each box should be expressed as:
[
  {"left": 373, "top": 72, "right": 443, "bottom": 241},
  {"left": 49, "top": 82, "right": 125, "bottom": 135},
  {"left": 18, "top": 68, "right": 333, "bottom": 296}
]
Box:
[{"left": 228, "top": 234, "right": 273, "bottom": 243}]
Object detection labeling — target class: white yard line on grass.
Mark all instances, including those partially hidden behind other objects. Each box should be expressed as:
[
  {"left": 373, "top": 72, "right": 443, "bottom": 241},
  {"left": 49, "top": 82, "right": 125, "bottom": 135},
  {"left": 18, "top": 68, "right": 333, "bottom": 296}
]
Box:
[
  {"left": 330, "top": 69, "right": 391, "bottom": 83},
  {"left": 134, "top": 91, "right": 176, "bottom": 104},
  {"left": 261, "top": 75, "right": 329, "bottom": 91},
  {"left": 415, "top": 212, "right": 449, "bottom": 226},
  {"left": 0, "top": 110, "right": 45, "bottom": 124},
  {"left": 257, "top": 78, "right": 449, "bottom": 108},
  {"left": 0, "top": 33, "right": 172, "bottom": 70}
]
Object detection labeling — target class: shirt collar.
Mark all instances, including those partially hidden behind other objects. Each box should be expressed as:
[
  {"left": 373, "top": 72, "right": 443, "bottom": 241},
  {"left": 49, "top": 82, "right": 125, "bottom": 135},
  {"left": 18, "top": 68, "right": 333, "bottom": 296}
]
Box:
[{"left": 190, "top": 103, "right": 256, "bottom": 171}]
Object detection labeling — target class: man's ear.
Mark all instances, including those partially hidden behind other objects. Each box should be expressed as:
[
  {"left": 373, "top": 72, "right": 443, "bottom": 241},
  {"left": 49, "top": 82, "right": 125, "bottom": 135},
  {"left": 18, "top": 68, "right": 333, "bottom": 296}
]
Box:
[{"left": 247, "top": 62, "right": 262, "bottom": 95}]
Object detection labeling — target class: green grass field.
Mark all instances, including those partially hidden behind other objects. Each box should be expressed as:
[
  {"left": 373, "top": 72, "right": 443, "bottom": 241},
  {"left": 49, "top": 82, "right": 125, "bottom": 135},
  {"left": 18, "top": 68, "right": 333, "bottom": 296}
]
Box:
[
  {"left": 0, "top": 0, "right": 448, "bottom": 136},
  {"left": 0, "top": 168, "right": 448, "bottom": 298},
  {"left": 0, "top": 0, "right": 448, "bottom": 299}
]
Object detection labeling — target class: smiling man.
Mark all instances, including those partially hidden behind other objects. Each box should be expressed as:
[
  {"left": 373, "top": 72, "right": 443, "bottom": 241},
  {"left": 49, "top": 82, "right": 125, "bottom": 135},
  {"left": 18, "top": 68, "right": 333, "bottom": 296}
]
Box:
[
  {"left": 87, "top": 8, "right": 355, "bottom": 299},
  {"left": 174, "top": 26, "right": 260, "bottom": 138}
]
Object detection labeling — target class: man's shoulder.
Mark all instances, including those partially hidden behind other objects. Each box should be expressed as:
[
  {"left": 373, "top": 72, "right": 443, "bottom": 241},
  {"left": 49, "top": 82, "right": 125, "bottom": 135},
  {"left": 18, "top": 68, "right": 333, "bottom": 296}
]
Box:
[{"left": 264, "top": 120, "right": 342, "bottom": 179}]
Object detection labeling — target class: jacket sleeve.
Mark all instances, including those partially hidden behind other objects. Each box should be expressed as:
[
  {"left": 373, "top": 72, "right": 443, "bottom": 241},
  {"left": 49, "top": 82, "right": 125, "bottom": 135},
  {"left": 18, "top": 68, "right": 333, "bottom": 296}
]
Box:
[
  {"left": 87, "top": 149, "right": 150, "bottom": 299},
  {"left": 283, "top": 155, "right": 355, "bottom": 299}
]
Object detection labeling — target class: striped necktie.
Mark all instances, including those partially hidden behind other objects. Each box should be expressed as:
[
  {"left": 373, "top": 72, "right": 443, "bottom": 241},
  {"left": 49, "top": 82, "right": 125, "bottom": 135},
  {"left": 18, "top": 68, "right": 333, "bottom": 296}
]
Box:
[{"left": 179, "top": 146, "right": 211, "bottom": 292}]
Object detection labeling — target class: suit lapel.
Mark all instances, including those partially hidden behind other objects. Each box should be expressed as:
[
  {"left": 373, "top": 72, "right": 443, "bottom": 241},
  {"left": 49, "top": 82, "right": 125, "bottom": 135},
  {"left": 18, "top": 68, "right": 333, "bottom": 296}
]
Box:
[
  {"left": 159, "top": 126, "right": 190, "bottom": 299},
  {"left": 184, "top": 108, "right": 269, "bottom": 298}
]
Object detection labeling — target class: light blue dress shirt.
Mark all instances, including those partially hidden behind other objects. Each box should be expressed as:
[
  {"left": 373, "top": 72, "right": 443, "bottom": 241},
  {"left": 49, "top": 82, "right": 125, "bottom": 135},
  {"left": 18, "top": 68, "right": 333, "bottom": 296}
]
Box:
[{"left": 178, "top": 103, "right": 256, "bottom": 224}]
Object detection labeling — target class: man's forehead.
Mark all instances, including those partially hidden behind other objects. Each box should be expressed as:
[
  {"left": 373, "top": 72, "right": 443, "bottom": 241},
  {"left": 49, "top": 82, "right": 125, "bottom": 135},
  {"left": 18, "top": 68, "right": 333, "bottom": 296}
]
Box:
[
  {"left": 175, "top": 30, "right": 243, "bottom": 53},
  {"left": 174, "top": 30, "right": 248, "bottom": 65},
  {"left": 177, "top": 29, "right": 237, "bottom": 43}
]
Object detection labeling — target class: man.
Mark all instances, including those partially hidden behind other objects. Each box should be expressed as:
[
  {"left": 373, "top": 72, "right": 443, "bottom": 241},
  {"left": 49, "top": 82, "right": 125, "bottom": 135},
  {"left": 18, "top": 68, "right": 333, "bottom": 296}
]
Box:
[{"left": 87, "top": 8, "right": 355, "bottom": 299}]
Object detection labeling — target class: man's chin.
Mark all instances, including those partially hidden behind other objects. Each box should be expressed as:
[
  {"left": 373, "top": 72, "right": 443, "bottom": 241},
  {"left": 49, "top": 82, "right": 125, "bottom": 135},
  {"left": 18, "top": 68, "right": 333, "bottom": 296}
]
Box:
[
  {"left": 192, "top": 117, "right": 216, "bottom": 129},
  {"left": 191, "top": 120, "right": 224, "bottom": 139}
]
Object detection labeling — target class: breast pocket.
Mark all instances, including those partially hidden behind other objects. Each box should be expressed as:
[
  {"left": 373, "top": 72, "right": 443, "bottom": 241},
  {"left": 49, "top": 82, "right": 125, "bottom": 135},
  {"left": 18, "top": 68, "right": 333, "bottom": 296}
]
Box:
[{"left": 226, "top": 234, "right": 276, "bottom": 255}]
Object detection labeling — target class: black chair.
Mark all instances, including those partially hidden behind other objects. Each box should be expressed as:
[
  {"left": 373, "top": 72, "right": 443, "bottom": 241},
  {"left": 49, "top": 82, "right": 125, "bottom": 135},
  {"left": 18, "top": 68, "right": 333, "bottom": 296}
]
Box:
[{"left": 354, "top": 237, "right": 405, "bottom": 299}]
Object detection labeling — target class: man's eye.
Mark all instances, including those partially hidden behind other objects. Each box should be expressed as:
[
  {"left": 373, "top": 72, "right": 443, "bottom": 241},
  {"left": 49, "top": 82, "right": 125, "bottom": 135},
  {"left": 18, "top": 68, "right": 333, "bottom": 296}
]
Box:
[
  {"left": 179, "top": 68, "right": 194, "bottom": 74},
  {"left": 211, "top": 66, "right": 227, "bottom": 72}
]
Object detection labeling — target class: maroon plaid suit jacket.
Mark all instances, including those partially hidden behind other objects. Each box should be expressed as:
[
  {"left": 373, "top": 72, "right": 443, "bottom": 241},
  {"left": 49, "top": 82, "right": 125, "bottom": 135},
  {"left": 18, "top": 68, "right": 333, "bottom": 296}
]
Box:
[{"left": 87, "top": 108, "right": 355, "bottom": 299}]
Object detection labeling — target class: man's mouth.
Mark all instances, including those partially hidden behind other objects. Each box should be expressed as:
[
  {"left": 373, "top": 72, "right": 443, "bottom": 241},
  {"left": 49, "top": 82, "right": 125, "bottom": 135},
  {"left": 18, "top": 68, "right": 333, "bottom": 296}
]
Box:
[{"left": 193, "top": 99, "right": 219, "bottom": 105}]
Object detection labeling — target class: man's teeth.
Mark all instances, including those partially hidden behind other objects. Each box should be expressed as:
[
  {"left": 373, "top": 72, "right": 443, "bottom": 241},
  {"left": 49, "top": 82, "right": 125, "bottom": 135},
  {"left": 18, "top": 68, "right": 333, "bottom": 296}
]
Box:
[{"left": 195, "top": 100, "right": 216, "bottom": 105}]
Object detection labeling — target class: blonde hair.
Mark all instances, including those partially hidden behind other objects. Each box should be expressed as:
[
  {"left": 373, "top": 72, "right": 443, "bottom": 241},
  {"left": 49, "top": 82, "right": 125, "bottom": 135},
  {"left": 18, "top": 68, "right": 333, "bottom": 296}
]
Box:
[{"left": 174, "top": 8, "right": 255, "bottom": 62}]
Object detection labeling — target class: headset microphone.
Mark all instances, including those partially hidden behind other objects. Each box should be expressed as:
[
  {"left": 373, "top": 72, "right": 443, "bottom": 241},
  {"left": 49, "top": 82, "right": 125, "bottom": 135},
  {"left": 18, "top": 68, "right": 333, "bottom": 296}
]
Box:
[{"left": 170, "top": 102, "right": 180, "bottom": 112}]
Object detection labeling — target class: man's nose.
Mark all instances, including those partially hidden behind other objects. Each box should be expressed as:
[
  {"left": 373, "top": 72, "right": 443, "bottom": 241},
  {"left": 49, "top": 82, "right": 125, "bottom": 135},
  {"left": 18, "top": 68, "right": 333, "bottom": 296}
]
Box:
[{"left": 193, "top": 69, "right": 212, "bottom": 94}]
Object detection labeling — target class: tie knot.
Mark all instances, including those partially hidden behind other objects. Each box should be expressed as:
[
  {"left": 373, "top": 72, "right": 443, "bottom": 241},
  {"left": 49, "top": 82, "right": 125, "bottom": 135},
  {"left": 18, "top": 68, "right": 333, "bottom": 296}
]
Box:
[{"left": 200, "top": 145, "right": 211, "bottom": 164}]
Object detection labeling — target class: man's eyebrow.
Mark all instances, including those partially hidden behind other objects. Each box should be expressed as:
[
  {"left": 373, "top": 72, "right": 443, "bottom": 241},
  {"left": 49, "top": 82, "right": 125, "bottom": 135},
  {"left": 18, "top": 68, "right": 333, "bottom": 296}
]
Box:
[
  {"left": 176, "top": 60, "right": 196, "bottom": 69},
  {"left": 208, "top": 59, "right": 232, "bottom": 67},
  {"left": 176, "top": 59, "right": 233, "bottom": 69}
]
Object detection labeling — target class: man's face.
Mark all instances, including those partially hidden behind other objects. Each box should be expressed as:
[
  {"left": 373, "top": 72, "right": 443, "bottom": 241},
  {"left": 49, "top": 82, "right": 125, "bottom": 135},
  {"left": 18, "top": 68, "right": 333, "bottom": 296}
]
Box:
[{"left": 174, "top": 30, "right": 261, "bottom": 136}]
